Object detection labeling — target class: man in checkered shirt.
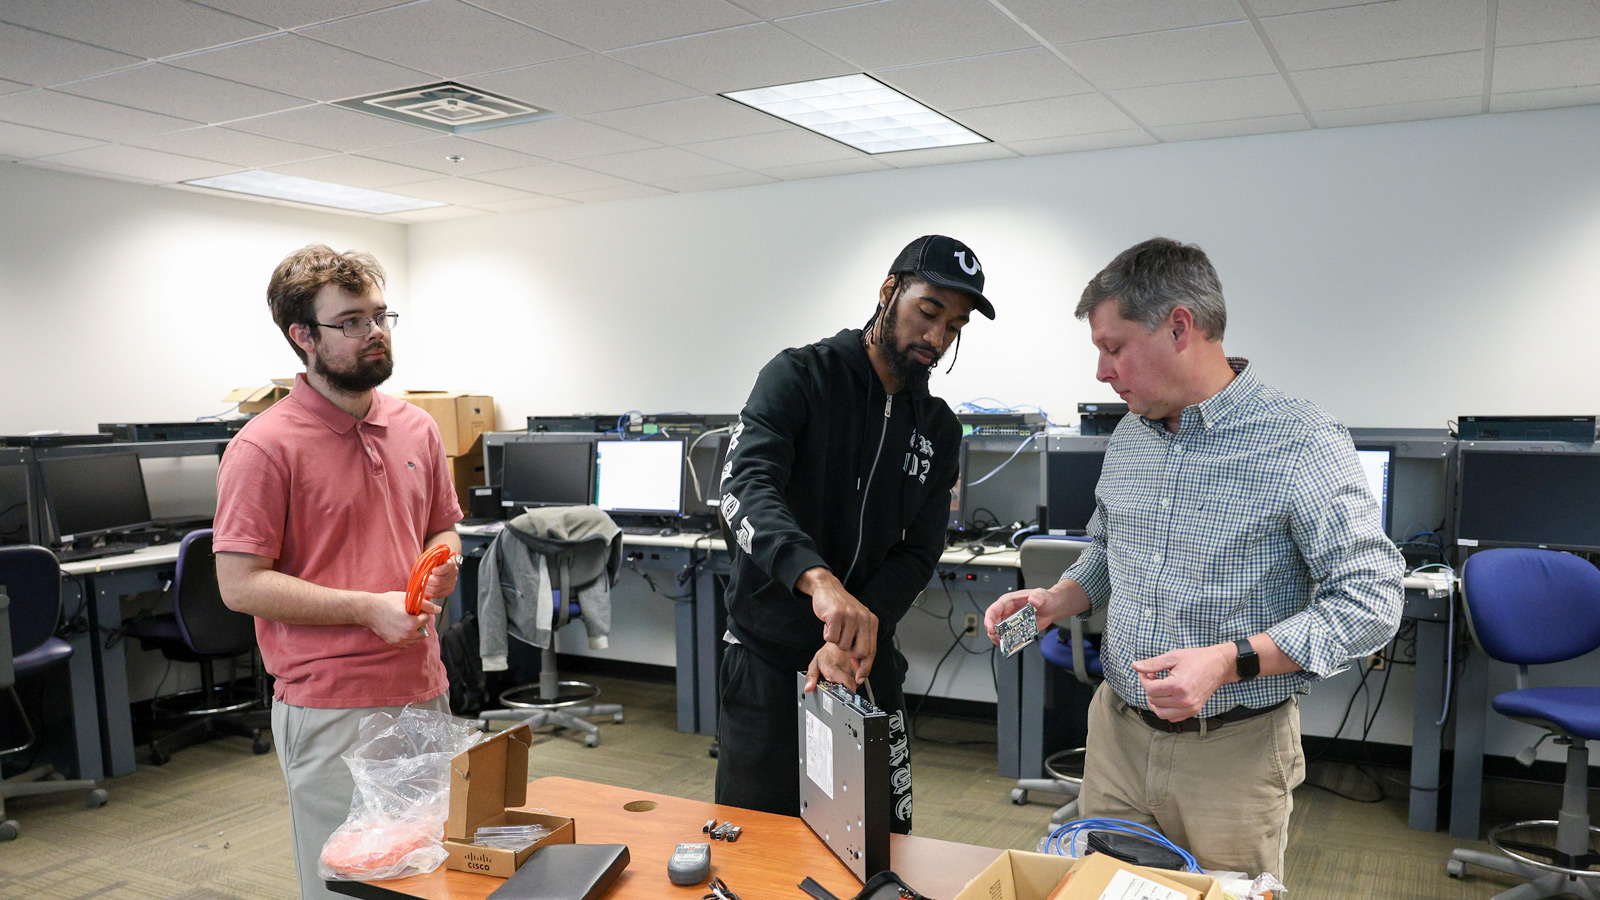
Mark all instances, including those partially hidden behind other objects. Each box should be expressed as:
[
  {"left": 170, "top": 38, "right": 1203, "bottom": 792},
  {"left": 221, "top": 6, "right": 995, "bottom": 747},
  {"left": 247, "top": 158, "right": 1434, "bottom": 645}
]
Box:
[{"left": 985, "top": 237, "right": 1402, "bottom": 879}]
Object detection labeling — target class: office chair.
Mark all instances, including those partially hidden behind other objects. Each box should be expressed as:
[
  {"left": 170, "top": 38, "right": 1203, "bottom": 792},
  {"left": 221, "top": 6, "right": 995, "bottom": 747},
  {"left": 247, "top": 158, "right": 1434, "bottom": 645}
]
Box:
[
  {"left": 121, "top": 530, "right": 271, "bottom": 765},
  {"left": 1, "top": 545, "right": 107, "bottom": 842},
  {"left": 1446, "top": 548, "right": 1600, "bottom": 899},
  {"left": 479, "top": 541, "right": 623, "bottom": 748},
  {"left": 1010, "top": 536, "right": 1100, "bottom": 824}
]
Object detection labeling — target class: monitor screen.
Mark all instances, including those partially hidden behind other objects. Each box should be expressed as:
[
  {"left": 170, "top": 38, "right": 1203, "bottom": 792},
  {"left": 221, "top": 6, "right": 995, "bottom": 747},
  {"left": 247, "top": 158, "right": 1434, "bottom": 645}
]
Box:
[
  {"left": 500, "top": 440, "right": 595, "bottom": 509},
  {"left": 38, "top": 451, "right": 153, "bottom": 541},
  {"left": 949, "top": 442, "right": 969, "bottom": 531},
  {"left": 1354, "top": 445, "right": 1394, "bottom": 537},
  {"left": 1457, "top": 449, "right": 1600, "bottom": 551},
  {"left": 597, "top": 439, "right": 685, "bottom": 516},
  {"left": 1045, "top": 450, "right": 1106, "bottom": 536},
  {"left": 686, "top": 433, "right": 731, "bottom": 513},
  {"left": 0, "top": 463, "right": 29, "bottom": 545}
]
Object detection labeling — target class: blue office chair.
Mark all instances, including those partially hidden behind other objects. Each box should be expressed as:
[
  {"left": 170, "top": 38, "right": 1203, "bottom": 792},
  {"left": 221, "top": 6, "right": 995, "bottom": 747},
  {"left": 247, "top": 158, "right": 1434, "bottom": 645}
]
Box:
[
  {"left": 121, "top": 530, "right": 271, "bottom": 765},
  {"left": 1446, "top": 548, "right": 1600, "bottom": 899},
  {"left": 1, "top": 545, "right": 108, "bottom": 842}
]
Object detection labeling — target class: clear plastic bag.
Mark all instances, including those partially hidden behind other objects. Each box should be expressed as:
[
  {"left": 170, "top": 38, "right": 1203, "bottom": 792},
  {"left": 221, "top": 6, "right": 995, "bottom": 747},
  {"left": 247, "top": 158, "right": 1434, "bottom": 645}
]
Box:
[{"left": 318, "top": 706, "right": 484, "bottom": 882}]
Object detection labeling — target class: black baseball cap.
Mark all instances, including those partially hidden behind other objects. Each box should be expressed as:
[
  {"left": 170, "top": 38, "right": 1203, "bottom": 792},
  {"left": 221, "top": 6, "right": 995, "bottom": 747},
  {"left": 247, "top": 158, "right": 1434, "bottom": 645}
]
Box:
[{"left": 888, "top": 235, "right": 995, "bottom": 320}]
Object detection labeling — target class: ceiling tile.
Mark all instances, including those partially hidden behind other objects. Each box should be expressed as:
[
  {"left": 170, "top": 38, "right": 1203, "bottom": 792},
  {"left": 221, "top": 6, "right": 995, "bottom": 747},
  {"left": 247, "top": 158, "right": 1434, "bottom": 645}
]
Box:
[
  {"left": 1493, "top": 38, "right": 1600, "bottom": 93},
  {"left": 1497, "top": 0, "right": 1600, "bottom": 46},
  {"left": 1056, "top": 22, "right": 1278, "bottom": 90},
  {"left": 1293, "top": 51, "right": 1484, "bottom": 110},
  {"left": 170, "top": 34, "right": 431, "bottom": 103},
  {"left": 1000, "top": 0, "right": 1245, "bottom": 44},
  {"left": 128, "top": 126, "right": 332, "bottom": 167},
  {"left": 759, "top": 156, "right": 890, "bottom": 179},
  {"left": 1249, "top": 1, "right": 1380, "bottom": 14},
  {"left": 776, "top": 0, "right": 1034, "bottom": 69},
  {"left": 1492, "top": 83, "right": 1600, "bottom": 112},
  {"left": 357, "top": 135, "right": 544, "bottom": 175},
  {"left": 557, "top": 183, "right": 672, "bottom": 202},
  {"left": 608, "top": 23, "right": 855, "bottom": 93},
  {"left": 876, "top": 48, "right": 1094, "bottom": 111},
  {"left": 577, "top": 145, "right": 741, "bottom": 182},
  {"left": 303, "top": 0, "right": 584, "bottom": 80},
  {"left": 386, "top": 204, "right": 489, "bottom": 222},
  {"left": 0, "top": 89, "right": 200, "bottom": 140},
  {"left": 1260, "top": 0, "right": 1486, "bottom": 71},
  {"left": 0, "top": 22, "right": 141, "bottom": 87},
  {"left": 471, "top": 162, "right": 634, "bottom": 193},
  {"left": 879, "top": 141, "right": 1017, "bottom": 168},
  {"left": 951, "top": 94, "right": 1138, "bottom": 142},
  {"left": 470, "top": 53, "right": 699, "bottom": 116},
  {"left": 465, "top": 117, "right": 659, "bottom": 160},
  {"left": 0, "top": 0, "right": 271, "bottom": 59},
  {"left": 1110, "top": 74, "right": 1302, "bottom": 126},
  {"left": 190, "top": 0, "right": 412, "bottom": 28},
  {"left": 0, "top": 120, "right": 103, "bottom": 158},
  {"left": 1003, "top": 130, "right": 1157, "bottom": 155},
  {"left": 0, "top": 79, "right": 28, "bottom": 96},
  {"left": 584, "top": 96, "right": 787, "bottom": 144},
  {"left": 476, "top": 0, "right": 758, "bottom": 51},
  {"left": 1149, "top": 113, "right": 1311, "bottom": 141},
  {"left": 381, "top": 176, "right": 537, "bottom": 205},
  {"left": 652, "top": 170, "right": 776, "bottom": 192},
  {"left": 227, "top": 104, "right": 438, "bottom": 152},
  {"left": 731, "top": 0, "right": 872, "bottom": 16},
  {"left": 267, "top": 153, "right": 443, "bottom": 188},
  {"left": 35, "top": 143, "right": 238, "bottom": 183},
  {"left": 1315, "top": 95, "right": 1481, "bottom": 127},
  {"left": 683, "top": 128, "right": 861, "bottom": 168},
  {"left": 58, "top": 64, "right": 308, "bottom": 124},
  {"left": 471, "top": 195, "right": 578, "bottom": 212}
]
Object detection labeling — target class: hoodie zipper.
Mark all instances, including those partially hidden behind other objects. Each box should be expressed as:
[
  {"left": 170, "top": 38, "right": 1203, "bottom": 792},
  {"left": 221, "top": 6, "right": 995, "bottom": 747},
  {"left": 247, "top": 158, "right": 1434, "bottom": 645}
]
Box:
[{"left": 842, "top": 393, "right": 893, "bottom": 585}]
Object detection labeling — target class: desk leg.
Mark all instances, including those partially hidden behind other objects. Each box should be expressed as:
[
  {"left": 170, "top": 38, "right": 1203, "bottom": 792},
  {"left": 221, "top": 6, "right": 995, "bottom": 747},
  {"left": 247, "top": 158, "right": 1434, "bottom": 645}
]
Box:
[
  {"left": 1409, "top": 619, "right": 1446, "bottom": 831},
  {"left": 674, "top": 579, "right": 698, "bottom": 734},
  {"left": 1449, "top": 646, "right": 1488, "bottom": 840},
  {"left": 694, "top": 565, "right": 724, "bottom": 738},
  {"left": 1018, "top": 648, "right": 1047, "bottom": 781},
  {"left": 995, "top": 649, "right": 1021, "bottom": 779},
  {"left": 80, "top": 576, "right": 137, "bottom": 777}
]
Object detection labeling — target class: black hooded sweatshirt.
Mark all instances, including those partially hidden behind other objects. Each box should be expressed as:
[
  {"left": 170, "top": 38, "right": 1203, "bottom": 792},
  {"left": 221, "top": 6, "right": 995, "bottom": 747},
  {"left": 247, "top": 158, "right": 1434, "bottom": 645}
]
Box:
[{"left": 719, "top": 328, "right": 961, "bottom": 683}]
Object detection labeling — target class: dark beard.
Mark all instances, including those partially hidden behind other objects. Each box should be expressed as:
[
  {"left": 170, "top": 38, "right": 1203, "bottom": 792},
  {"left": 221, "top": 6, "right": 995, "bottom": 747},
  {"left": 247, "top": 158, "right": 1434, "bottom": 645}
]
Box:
[
  {"left": 312, "top": 344, "right": 393, "bottom": 394},
  {"left": 878, "top": 302, "right": 938, "bottom": 389}
]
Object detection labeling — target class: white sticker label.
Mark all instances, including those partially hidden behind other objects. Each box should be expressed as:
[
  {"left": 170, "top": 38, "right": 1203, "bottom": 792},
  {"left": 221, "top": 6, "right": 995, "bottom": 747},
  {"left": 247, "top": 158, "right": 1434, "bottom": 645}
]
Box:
[
  {"left": 1097, "top": 869, "right": 1189, "bottom": 900},
  {"left": 804, "top": 709, "right": 834, "bottom": 799}
]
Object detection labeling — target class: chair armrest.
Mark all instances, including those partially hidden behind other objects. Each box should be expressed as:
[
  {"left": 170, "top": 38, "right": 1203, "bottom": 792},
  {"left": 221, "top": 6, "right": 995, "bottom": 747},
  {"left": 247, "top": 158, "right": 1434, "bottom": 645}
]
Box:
[{"left": 1068, "top": 615, "right": 1092, "bottom": 686}]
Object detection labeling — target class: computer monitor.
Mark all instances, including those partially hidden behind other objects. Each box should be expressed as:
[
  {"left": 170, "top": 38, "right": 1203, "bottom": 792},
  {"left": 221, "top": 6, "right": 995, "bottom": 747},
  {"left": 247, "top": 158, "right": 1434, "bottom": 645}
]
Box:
[
  {"left": 1456, "top": 448, "right": 1600, "bottom": 552},
  {"left": 0, "top": 462, "right": 30, "bottom": 545},
  {"left": 596, "top": 439, "right": 685, "bottom": 516},
  {"left": 1045, "top": 450, "right": 1106, "bottom": 536},
  {"left": 1353, "top": 445, "right": 1394, "bottom": 537},
  {"left": 948, "top": 442, "right": 969, "bottom": 532},
  {"left": 684, "top": 433, "right": 732, "bottom": 514},
  {"left": 38, "top": 451, "right": 153, "bottom": 542},
  {"left": 500, "top": 440, "right": 595, "bottom": 510}
]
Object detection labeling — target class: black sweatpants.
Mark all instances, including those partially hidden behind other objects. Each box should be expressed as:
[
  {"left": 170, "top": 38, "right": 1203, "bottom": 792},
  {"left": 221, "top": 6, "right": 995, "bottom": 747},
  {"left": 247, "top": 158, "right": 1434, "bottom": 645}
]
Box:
[{"left": 714, "top": 642, "right": 913, "bottom": 834}]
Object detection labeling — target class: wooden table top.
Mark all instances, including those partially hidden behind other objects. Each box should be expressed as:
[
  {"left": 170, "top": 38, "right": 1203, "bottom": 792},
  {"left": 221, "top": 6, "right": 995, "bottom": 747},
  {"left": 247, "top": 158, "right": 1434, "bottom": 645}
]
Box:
[{"left": 328, "top": 776, "right": 1002, "bottom": 900}]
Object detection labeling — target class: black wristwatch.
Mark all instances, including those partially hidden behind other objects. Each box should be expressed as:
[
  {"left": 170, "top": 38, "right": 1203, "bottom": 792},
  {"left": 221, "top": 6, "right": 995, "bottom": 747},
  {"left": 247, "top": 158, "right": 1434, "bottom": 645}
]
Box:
[{"left": 1234, "top": 639, "right": 1260, "bottom": 681}]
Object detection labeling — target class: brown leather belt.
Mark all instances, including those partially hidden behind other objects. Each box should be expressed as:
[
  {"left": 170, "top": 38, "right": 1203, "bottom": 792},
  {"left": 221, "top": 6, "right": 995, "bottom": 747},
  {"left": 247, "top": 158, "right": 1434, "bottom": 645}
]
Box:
[{"left": 1136, "top": 698, "right": 1289, "bottom": 734}]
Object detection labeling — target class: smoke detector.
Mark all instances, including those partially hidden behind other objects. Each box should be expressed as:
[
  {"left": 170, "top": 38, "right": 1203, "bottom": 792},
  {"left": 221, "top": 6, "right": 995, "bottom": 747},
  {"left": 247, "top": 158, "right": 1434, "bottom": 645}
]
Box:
[{"left": 335, "top": 82, "right": 557, "bottom": 134}]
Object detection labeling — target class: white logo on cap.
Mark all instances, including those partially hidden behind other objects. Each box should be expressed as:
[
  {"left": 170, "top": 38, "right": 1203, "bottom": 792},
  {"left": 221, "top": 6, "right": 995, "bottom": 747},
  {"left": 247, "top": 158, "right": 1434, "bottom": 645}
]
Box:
[{"left": 955, "top": 250, "right": 981, "bottom": 276}]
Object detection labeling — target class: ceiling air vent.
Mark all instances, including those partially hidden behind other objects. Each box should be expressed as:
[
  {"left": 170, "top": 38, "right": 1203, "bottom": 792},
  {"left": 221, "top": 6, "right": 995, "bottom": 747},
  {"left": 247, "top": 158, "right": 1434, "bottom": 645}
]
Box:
[{"left": 334, "top": 82, "right": 557, "bottom": 134}]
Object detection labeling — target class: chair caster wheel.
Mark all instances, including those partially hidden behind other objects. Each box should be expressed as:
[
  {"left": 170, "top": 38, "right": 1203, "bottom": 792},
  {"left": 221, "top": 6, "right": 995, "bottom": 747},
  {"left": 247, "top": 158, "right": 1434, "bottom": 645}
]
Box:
[
  {"left": 150, "top": 747, "right": 171, "bottom": 766},
  {"left": 1446, "top": 859, "right": 1465, "bottom": 879},
  {"left": 613, "top": 712, "right": 624, "bottom": 724},
  {"left": 708, "top": 742, "right": 718, "bottom": 759},
  {"left": 584, "top": 733, "right": 599, "bottom": 748},
  {"left": 86, "top": 789, "right": 109, "bottom": 809},
  {"left": 252, "top": 738, "right": 272, "bottom": 755},
  {"left": 0, "top": 820, "right": 18, "bottom": 841},
  {"left": 1011, "top": 789, "right": 1027, "bottom": 805}
]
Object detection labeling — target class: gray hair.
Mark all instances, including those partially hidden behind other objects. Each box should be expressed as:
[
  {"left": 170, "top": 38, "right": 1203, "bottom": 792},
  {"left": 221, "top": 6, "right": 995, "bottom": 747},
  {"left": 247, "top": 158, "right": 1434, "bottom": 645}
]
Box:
[{"left": 1075, "top": 237, "right": 1226, "bottom": 340}]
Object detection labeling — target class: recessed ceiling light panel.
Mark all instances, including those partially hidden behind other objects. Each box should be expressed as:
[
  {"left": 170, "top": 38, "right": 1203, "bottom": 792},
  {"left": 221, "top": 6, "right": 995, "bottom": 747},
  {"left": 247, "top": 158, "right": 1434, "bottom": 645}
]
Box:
[
  {"left": 723, "top": 74, "right": 987, "bottom": 155},
  {"left": 184, "top": 170, "right": 444, "bottom": 215}
]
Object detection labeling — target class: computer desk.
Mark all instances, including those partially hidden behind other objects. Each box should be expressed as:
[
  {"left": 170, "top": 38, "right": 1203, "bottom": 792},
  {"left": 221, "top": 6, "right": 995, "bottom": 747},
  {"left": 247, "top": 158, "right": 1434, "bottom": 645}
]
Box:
[{"left": 325, "top": 776, "right": 1001, "bottom": 900}]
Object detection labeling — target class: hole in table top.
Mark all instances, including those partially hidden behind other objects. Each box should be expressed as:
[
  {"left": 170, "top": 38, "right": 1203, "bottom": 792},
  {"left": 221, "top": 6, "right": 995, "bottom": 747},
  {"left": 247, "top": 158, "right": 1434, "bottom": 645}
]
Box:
[{"left": 623, "top": 800, "right": 658, "bottom": 813}]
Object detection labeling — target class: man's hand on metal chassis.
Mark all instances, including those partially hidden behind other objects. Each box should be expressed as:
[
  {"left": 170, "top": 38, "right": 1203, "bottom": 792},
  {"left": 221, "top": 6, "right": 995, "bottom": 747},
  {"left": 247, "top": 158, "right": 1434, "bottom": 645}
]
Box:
[
  {"left": 1132, "top": 644, "right": 1235, "bottom": 721},
  {"left": 805, "top": 643, "right": 867, "bottom": 694}
]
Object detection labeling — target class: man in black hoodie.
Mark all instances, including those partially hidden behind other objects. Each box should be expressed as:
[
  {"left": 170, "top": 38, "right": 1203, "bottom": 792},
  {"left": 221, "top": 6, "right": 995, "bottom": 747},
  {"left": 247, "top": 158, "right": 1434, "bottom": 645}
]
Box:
[{"left": 715, "top": 235, "right": 995, "bottom": 832}]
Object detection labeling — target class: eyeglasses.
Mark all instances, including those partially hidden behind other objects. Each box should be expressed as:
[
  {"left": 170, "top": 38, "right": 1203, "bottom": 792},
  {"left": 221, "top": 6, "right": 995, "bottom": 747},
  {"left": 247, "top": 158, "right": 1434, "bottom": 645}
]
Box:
[{"left": 314, "top": 312, "right": 399, "bottom": 338}]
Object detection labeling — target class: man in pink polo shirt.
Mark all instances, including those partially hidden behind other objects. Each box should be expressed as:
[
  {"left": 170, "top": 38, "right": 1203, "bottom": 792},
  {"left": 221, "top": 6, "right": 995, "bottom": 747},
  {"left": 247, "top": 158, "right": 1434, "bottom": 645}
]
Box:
[{"left": 214, "top": 244, "right": 462, "bottom": 899}]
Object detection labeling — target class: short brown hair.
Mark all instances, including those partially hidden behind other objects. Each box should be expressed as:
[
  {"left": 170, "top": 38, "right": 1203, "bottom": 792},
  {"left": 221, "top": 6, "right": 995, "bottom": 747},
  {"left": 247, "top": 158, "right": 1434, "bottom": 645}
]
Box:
[
  {"left": 1077, "top": 237, "right": 1226, "bottom": 340},
  {"left": 266, "top": 244, "right": 387, "bottom": 363}
]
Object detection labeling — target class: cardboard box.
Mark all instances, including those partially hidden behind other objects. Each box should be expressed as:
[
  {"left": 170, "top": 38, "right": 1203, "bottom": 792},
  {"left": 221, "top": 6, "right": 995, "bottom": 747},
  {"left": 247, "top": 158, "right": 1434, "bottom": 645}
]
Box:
[
  {"left": 400, "top": 392, "right": 495, "bottom": 456},
  {"left": 222, "top": 378, "right": 295, "bottom": 414},
  {"left": 443, "top": 725, "right": 574, "bottom": 877},
  {"left": 954, "top": 850, "right": 1222, "bottom": 900},
  {"left": 448, "top": 435, "right": 486, "bottom": 512}
]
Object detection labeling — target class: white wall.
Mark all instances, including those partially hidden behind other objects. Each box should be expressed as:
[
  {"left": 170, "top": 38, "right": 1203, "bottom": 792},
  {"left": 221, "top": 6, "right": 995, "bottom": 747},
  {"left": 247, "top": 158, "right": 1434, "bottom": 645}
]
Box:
[{"left": 0, "top": 165, "right": 409, "bottom": 434}]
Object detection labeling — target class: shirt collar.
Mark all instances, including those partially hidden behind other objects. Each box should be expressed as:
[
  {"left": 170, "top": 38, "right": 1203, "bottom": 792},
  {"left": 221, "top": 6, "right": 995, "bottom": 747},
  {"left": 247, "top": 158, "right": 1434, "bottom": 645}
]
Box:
[
  {"left": 1139, "top": 356, "right": 1256, "bottom": 435},
  {"left": 288, "top": 372, "right": 390, "bottom": 434}
]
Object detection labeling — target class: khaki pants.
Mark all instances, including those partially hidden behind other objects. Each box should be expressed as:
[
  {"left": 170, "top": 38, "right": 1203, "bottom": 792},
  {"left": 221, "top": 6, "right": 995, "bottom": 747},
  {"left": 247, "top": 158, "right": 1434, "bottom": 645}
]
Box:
[
  {"left": 1078, "top": 683, "right": 1304, "bottom": 881},
  {"left": 271, "top": 694, "right": 451, "bottom": 900}
]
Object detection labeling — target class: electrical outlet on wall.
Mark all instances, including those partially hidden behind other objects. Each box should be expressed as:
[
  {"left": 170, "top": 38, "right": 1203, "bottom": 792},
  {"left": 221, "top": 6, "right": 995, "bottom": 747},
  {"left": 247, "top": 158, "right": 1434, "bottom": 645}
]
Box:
[{"left": 962, "top": 613, "right": 979, "bottom": 635}]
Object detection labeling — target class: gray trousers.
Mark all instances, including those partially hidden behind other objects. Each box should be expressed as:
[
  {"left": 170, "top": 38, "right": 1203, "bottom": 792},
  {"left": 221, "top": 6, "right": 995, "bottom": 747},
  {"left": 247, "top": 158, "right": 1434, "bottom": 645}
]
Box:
[{"left": 271, "top": 694, "right": 451, "bottom": 900}]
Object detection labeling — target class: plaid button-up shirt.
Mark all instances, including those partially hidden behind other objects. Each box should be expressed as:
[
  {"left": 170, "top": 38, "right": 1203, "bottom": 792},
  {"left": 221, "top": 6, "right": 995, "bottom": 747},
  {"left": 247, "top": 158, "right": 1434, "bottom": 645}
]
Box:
[{"left": 1065, "top": 359, "right": 1404, "bottom": 718}]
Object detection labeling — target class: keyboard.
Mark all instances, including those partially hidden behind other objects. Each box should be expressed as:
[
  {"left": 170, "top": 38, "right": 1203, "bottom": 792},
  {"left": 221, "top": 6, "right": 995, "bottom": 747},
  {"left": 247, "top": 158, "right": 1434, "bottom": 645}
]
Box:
[
  {"left": 620, "top": 525, "right": 676, "bottom": 536},
  {"left": 55, "top": 541, "right": 153, "bottom": 563}
]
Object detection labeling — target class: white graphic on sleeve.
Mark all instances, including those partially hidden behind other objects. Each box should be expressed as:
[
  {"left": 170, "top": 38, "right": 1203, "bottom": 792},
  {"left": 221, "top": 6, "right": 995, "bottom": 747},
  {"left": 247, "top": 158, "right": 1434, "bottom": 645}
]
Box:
[
  {"left": 727, "top": 420, "right": 744, "bottom": 453},
  {"left": 719, "top": 460, "right": 733, "bottom": 485},
  {"left": 954, "top": 250, "right": 981, "bottom": 276},
  {"left": 903, "top": 429, "right": 935, "bottom": 484},
  {"left": 720, "top": 492, "right": 740, "bottom": 523},
  {"left": 736, "top": 516, "right": 755, "bottom": 553}
]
